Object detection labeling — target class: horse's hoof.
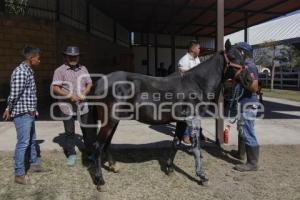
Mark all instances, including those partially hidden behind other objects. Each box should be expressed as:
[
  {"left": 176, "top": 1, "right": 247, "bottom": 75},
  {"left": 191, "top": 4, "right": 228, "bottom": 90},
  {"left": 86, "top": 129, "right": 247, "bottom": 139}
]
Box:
[
  {"left": 199, "top": 176, "right": 209, "bottom": 186},
  {"left": 166, "top": 166, "right": 174, "bottom": 175},
  {"left": 201, "top": 179, "right": 209, "bottom": 186},
  {"left": 96, "top": 185, "right": 102, "bottom": 192},
  {"left": 109, "top": 164, "right": 120, "bottom": 173}
]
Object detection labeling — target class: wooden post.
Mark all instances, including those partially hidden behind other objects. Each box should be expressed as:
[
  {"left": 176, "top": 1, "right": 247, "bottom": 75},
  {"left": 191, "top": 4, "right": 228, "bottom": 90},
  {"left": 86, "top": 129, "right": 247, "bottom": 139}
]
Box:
[
  {"left": 298, "top": 71, "right": 300, "bottom": 88},
  {"left": 113, "top": 20, "right": 117, "bottom": 43},
  {"left": 171, "top": 34, "right": 175, "bottom": 73},
  {"left": 146, "top": 33, "right": 150, "bottom": 75},
  {"left": 280, "top": 72, "right": 283, "bottom": 89},
  {"left": 86, "top": 1, "right": 90, "bottom": 33},
  {"left": 244, "top": 12, "right": 248, "bottom": 43},
  {"left": 56, "top": 0, "right": 60, "bottom": 21},
  {"left": 0, "top": 0, "right": 5, "bottom": 13},
  {"left": 154, "top": 34, "right": 158, "bottom": 76},
  {"left": 216, "top": 0, "right": 224, "bottom": 146}
]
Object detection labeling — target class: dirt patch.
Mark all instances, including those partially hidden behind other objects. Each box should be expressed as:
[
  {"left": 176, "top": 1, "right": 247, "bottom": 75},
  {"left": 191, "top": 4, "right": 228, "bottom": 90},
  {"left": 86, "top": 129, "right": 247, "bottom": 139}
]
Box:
[{"left": 0, "top": 145, "right": 300, "bottom": 200}]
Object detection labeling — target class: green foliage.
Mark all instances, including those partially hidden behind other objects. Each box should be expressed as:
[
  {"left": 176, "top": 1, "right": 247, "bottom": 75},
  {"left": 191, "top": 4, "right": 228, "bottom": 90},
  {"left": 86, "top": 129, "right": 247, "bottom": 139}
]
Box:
[{"left": 5, "top": 0, "right": 29, "bottom": 15}]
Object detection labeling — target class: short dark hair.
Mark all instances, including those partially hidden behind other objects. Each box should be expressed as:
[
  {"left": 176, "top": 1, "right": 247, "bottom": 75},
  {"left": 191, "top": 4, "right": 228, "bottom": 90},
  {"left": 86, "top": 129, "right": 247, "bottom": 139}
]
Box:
[
  {"left": 188, "top": 40, "right": 200, "bottom": 51},
  {"left": 22, "top": 46, "right": 40, "bottom": 59}
]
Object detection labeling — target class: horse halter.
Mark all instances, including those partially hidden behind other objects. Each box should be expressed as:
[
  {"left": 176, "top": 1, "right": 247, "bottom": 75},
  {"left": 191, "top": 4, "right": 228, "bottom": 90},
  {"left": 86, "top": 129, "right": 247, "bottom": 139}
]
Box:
[{"left": 223, "top": 50, "right": 245, "bottom": 80}]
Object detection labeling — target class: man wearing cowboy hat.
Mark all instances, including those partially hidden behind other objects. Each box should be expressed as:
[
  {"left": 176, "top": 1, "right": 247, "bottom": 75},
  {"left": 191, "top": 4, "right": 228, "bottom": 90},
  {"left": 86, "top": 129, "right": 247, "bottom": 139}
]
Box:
[{"left": 51, "top": 46, "right": 93, "bottom": 166}]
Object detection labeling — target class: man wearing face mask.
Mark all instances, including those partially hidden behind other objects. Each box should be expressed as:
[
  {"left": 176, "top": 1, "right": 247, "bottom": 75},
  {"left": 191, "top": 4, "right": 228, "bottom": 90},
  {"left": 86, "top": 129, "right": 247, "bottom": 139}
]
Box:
[
  {"left": 51, "top": 46, "right": 92, "bottom": 166},
  {"left": 233, "top": 42, "right": 260, "bottom": 172}
]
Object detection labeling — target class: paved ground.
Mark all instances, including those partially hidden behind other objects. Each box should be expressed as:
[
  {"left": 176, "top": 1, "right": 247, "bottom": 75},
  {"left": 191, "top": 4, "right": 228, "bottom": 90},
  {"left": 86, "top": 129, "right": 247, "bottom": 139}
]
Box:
[{"left": 0, "top": 97, "right": 299, "bottom": 151}]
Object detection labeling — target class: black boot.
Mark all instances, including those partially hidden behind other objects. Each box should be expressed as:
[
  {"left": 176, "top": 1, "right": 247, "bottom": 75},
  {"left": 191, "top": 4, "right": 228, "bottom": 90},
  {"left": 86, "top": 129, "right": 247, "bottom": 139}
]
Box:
[
  {"left": 237, "top": 135, "right": 246, "bottom": 160},
  {"left": 234, "top": 145, "right": 259, "bottom": 172},
  {"left": 231, "top": 135, "right": 246, "bottom": 160}
]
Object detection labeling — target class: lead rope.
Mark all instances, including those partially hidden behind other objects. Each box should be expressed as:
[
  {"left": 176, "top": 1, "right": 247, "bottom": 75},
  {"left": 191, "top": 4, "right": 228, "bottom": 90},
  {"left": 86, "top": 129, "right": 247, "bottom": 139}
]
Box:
[{"left": 227, "top": 82, "right": 244, "bottom": 124}]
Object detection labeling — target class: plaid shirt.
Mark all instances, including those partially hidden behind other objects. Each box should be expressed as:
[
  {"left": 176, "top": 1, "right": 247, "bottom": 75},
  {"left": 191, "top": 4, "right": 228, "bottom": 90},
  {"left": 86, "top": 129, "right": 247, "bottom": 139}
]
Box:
[{"left": 7, "top": 62, "right": 37, "bottom": 117}]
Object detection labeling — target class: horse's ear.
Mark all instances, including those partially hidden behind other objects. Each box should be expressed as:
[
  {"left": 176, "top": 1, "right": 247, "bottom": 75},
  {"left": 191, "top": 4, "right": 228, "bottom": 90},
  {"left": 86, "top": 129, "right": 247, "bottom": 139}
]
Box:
[{"left": 225, "top": 39, "right": 231, "bottom": 51}]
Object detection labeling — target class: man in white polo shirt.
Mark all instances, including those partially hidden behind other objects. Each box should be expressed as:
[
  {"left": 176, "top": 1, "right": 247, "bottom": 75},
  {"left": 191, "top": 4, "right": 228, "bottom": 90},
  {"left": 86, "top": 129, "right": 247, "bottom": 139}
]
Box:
[
  {"left": 177, "top": 40, "right": 201, "bottom": 145},
  {"left": 178, "top": 40, "right": 201, "bottom": 75}
]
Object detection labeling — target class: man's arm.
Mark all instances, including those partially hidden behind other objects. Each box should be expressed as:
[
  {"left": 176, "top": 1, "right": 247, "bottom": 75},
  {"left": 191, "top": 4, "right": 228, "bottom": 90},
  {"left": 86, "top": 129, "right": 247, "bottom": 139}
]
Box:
[
  {"left": 179, "top": 67, "right": 188, "bottom": 76},
  {"left": 248, "top": 80, "right": 259, "bottom": 93},
  {"left": 78, "top": 67, "right": 93, "bottom": 99},
  {"left": 52, "top": 85, "right": 80, "bottom": 103},
  {"left": 3, "top": 70, "right": 27, "bottom": 120},
  {"left": 247, "top": 65, "right": 259, "bottom": 93},
  {"left": 7, "top": 70, "right": 27, "bottom": 111}
]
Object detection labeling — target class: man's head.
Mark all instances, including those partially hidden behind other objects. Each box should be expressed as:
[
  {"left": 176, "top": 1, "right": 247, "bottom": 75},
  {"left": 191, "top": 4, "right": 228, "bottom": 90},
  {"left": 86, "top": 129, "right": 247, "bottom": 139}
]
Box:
[
  {"left": 188, "top": 40, "right": 200, "bottom": 57},
  {"left": 63, "top": 46, "right": 80, "bottom": 67},
  {"left": 22, "top": 46, "right": 40, "bottom": 67},
  {"left": 236, "top": 42, "right": 253, "bottom": 59}
]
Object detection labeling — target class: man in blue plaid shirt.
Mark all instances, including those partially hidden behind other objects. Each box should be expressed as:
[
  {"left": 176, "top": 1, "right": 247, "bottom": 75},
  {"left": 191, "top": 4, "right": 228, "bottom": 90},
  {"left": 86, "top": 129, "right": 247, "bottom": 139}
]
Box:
[{"left": 2, "top": 46, "right": 49, "bottom": 185}]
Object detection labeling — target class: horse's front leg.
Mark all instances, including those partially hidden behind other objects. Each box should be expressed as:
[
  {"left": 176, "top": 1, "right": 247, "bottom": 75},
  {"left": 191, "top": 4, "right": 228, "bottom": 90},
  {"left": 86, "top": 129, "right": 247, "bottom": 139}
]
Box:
[
  {"left": 106, "top": 147, "right": 120, "bottom": 173},
  {"left": 94, "top": 142, "right": 105, "bottom": 191},
  {"left": 188, "top": 117, "right": 209, "bottom": 186}
]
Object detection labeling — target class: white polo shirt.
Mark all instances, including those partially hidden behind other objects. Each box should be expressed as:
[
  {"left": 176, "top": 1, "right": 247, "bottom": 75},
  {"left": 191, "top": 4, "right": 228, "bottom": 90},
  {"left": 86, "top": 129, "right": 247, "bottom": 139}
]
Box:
[{"left": 178, "top": 53, "right": 201, "bottom": 72}]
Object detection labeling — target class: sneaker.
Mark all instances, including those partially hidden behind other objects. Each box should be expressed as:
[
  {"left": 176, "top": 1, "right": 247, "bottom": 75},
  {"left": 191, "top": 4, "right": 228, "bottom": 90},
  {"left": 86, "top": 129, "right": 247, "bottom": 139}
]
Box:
[
  {"left": 29, "top": 165, "right": 51, "bottom": 173},
  {"left": 66, "top": 155, "right": 77, "bottom": 166},
  {"left": 15, "top": 175, "right": 29, "bottom": 185}
]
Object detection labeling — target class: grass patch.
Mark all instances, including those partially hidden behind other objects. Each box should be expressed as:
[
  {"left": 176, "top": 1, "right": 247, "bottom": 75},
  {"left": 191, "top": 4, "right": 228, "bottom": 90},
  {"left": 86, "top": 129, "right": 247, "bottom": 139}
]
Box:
[{"left": 262, "top": 89, "right": 300, "bottom": 102}]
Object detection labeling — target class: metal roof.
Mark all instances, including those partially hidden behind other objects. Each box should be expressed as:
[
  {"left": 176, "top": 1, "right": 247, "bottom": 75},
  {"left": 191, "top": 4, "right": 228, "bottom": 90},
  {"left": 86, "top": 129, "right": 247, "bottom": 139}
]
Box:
[
  {"left": 225, "top": 12, "right": 300, "bottom": 45},
  {"left": 90, "top": 0, "right": 300, "bottom": 37}
]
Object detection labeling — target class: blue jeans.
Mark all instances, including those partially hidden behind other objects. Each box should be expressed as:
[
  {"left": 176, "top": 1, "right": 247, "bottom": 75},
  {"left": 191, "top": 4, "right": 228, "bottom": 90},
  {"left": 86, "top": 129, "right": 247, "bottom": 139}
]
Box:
[
  {"left": 13, "top": 113, "right": 39, "bottom": 176},
  {"left": 237, "top": 108, "right": 258, "bottom": 147}
]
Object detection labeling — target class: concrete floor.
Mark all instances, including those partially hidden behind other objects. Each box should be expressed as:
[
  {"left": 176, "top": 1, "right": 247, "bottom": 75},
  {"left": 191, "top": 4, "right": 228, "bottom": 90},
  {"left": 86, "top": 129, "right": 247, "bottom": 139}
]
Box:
[{"left": 0, "top": 97, "right": 299, "bottom": 151}]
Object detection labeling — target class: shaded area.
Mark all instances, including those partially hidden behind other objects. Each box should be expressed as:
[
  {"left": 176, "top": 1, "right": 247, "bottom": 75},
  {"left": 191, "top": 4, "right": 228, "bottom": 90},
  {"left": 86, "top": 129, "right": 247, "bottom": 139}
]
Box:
[
  {"left": 52, "top": 133, "right": 85, "bottom": 157},
  {"left": 262, "top": 100, "right": 300, "bottom": 119},
  {"left": 1, "top": 145, "right": 300, "bottom": 200}
]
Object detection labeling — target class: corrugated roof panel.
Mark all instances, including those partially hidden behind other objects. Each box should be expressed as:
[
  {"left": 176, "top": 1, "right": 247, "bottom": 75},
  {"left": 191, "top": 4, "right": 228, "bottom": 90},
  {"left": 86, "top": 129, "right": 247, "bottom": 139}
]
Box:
[{"left": 225, "top": 12, "right": 300, "bottom": 45}]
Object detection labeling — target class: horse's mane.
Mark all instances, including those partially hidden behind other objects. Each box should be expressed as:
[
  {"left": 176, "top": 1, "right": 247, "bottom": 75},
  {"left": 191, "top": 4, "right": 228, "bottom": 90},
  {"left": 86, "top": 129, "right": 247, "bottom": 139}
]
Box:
[{"left": 182, "top": 51, "right": 224, "bottom": 78}]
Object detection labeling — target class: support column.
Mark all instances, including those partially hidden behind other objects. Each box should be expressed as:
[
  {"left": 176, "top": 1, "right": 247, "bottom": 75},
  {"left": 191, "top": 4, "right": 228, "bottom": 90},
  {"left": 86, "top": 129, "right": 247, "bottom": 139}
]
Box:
[
  {"left": 56, "top": 0, "right": 60, "bottom": 21},
  {"left": 146, "top": 33, "right": 150, "bottom": 75},
  {"left": 0, "top": 0, "right": 5, "bottom": 13},
  {"left": 244, "top": 12, "right": 248, "bottom": 43},
  {"left": 86, "top": 1, "right": 90, "bottom": 33},
  {"left": 171, "top": 34, "right": 175, "bottom": 72},
  {"left": 113, "top": 20, "right": 117, "bottom": 44},
  {"left": 216, "top": 0, "right": 224, "bottom": 146},
  {"left": 154, "top": 34, "right": 158, "bottom": 76}
]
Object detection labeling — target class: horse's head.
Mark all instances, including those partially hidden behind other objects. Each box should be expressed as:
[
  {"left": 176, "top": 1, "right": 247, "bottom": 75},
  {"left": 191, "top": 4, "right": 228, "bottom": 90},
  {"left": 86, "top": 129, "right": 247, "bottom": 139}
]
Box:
[{"left": 223, "top": 39, "right": 254, "bottom": 90}]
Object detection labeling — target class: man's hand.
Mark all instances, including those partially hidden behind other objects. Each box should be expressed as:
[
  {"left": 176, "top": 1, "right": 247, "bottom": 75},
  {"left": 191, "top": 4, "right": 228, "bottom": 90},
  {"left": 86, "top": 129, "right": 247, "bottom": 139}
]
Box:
[
  {"left": 70, "top": 95, "right": 80, "bottom": 103},
  {"left": 2, "top": 110, "right": 11, "bottom": 121},
  {"left": 78, "top": 94, "right": 86, "bottom": 101}
]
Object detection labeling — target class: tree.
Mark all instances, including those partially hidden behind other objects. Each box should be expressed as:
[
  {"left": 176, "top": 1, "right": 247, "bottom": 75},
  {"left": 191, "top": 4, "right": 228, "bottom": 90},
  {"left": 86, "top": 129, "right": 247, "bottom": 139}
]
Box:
[
  {"left": 5, "top": 0, "right": 28, "bottom": 15},
  {"left": 254, "top": 40, "right": 277, "bottom": 91},
  {"left": 289, "top": 45, "right": 300, "bottom": 71}
]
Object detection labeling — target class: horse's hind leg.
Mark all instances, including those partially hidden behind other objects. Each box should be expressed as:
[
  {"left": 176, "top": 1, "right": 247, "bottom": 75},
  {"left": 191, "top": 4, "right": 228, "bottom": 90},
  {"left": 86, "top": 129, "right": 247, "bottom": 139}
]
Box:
[
  {"left": 94, "top": 119, "right": 119, "bottom": 191},
  {"left": 94, "top": 141, "right": 105, "bottom": 191},
  {"left": 103, "top": 121, "right": 120, "bottom": 173}
]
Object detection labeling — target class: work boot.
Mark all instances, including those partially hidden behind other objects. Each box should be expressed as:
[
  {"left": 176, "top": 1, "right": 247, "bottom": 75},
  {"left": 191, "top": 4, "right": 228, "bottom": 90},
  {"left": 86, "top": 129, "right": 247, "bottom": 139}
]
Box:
[
  {"left": 29, "top": 165, "right": 51, "bottom": 173},
  {"left": 231, "top": 135, "right": 246, "bottom": 160},
  {"left": 15, "top": 175, "right": 29, "bottom": 185},
  {"left": 234, "top": 145, "right": 259, "bottom": 172}
]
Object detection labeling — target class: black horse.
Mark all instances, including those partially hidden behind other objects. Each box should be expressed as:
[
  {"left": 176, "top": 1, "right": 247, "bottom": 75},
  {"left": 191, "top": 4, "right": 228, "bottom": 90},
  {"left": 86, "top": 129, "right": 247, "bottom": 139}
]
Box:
[{"left": 84, "top": 39, "right": 254, "bottom": 191}]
